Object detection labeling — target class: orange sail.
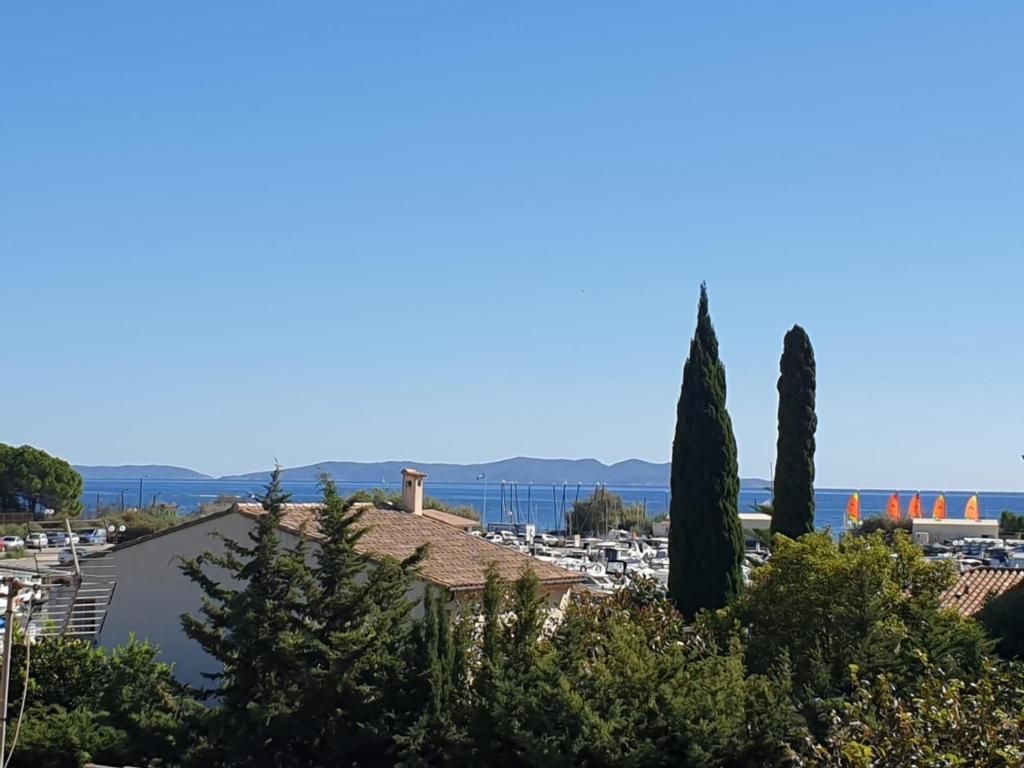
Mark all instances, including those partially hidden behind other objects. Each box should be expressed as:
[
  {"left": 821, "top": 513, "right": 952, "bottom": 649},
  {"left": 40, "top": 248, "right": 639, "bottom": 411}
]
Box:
[
  {"left": 886, "top": 492, "right": 902, "bottom": 521},
  {"left": 932, "top": 494, "right": 947, "bottom": 520},
  {"left": 965, "top": 494, "right": 980, "bottom": 521},
  {"left": 846, "top": 492, "right": 860, "bottom": 527},
  {"left": 908, "top": 493, "right": 923, "bottom": 519}
]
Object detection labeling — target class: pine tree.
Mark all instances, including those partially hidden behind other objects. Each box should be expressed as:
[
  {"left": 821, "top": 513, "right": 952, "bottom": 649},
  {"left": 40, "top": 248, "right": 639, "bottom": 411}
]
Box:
[
  {"left": 179, "top": 466, "right": 312, "bottom": 768},
  {"left": 292, "top": 473, "right": 425, "bottom": 767},
  {"left": 668, "top": 283, "right": 744, "bottom": 617},
  {"left": 770, "top": 325, "right": 817, "bottom": 541}
]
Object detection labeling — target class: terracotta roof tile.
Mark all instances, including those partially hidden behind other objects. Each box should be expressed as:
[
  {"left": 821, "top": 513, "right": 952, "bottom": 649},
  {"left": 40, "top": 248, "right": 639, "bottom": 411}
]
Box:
[
  {"left": 235, "top": 503, "right": 581, "bottom": 593},
  {"left": 941, "top": 567, "right": 1024, "bottom": 616},
  {"left": 421, "top": 508, "right": 480, "bottom": 529}
]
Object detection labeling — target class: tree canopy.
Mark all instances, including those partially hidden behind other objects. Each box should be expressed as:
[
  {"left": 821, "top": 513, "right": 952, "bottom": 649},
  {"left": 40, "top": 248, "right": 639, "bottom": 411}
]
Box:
[
  {"left": 0, "top": 443, "right": 83, "bottom": 517},
  {"left": 566, "top": 488, "right": 647, "bottom": 536}
]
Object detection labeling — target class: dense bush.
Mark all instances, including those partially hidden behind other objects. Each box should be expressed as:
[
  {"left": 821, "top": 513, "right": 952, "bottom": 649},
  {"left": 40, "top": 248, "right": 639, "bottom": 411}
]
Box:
[
  {"left": 567, "top": 489, "right": 648, "bottom": 536},
  {"left": 718, "top": 532, "right": 988, "bottom": 702},
  {"left": 7, "top": 636, "right": 200, "bottom": 768},
  {"left": 978, "top": 583, "right": 1024, "bottom": 660},
  {"left": 999, "top": 510, "right": 1024, "bottom": 536}
]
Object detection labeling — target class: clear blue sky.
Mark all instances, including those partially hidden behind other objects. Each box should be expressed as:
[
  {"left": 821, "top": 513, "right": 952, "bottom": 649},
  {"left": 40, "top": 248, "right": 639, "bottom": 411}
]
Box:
[{"left": 2, "top": 3, "right": 1022, "bottom": 489}]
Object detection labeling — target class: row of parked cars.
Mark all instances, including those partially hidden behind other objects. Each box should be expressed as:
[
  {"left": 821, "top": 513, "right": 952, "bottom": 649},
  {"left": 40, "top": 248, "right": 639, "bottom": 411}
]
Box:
[{"left": 2, "top": 528, "right": 110, "bottom": 552}]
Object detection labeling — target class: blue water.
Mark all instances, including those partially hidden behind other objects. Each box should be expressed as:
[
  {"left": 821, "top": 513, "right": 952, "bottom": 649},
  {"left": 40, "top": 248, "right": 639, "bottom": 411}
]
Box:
[{"left": 80, "top": 479, "right": 1023, "bottom": 534}]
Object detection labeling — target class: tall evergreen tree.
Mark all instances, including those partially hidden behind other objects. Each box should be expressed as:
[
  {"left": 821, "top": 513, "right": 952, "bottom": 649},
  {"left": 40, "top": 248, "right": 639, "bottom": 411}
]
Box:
[
  {"left": 291, "top": 473, "right": 424, "bottom": 766},
  {"left": 179, "top": 466, "right": 312, "bottom": 768},
  {"left": 770, "top": 325, "right": 817, "bottom": 541},
  {"left": 668, "top": 283, "right": 744, "bottom": 617}
]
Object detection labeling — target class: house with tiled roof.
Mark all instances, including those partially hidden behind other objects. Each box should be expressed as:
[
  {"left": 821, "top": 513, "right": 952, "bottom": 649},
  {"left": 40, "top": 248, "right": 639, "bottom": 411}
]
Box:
[
  {"left": 941, "top": 567, "right": 1024, "bottom": 617},
  {"left": 98, "top": 469, "right": 581, "bottom": 687}
]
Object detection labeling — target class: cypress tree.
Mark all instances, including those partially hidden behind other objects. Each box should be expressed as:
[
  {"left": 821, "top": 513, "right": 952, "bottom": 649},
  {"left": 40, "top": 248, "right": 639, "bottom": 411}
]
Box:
[
  {"left": 770, "top": 325, "right": 817, "bottom": 541},
  {"left": 668, "top": 283, "right": 744, "bottom": 617}
]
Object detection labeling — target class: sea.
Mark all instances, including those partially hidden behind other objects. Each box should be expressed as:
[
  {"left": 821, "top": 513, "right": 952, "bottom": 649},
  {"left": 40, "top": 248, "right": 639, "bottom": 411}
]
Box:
[{"left": 80, "top": 479, "right": 1024, "bottom": 534}]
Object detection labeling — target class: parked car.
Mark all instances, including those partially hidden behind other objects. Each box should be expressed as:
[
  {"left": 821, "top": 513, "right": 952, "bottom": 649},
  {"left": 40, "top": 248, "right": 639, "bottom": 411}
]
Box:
[
  {"left": 26, "top": 533, "right": 48, "bottom": 549},
  {"left": 49, "top": 532, "right": 80, "bottom": 547},
  {"left": 1, "top": 536, "right": 25, "bottom": 550},
  {"left": 77, "top": 528, "right": 108, "bottom": 545}
]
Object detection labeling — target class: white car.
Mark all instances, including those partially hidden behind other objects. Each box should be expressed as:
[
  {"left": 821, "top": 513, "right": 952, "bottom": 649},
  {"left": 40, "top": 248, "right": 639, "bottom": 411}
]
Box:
[
  {"left": 536, "top": 533, "right": 559, "bottom": 546},
  {"left": 49, "top": 532, "right": 80, "bottom": 547},
  {"left": 1, "top": 536, "right": 25, "bottom": 550},
  {"left": 25, "top": 533, "right": 48, "bottom": 550}
]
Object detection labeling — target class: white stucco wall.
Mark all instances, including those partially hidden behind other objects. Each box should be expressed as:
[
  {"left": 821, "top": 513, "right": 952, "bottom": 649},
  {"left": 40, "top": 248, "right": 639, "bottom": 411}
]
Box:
[
  {"left": 912, "top": 518, "right": 1000, "bottom": 544},
  {"left": 100, "top": 512, "right": 258, "bottom": 688},
  {"left": 100, "top": 512, "right": 433, "bottom": 689}
]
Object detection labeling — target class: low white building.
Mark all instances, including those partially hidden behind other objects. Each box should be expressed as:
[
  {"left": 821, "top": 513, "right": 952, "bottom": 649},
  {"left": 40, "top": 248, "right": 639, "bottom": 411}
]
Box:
[
  {"left": 911, "top": 517, "right": 999, "bottom": 544},
  {"left": 98, "top": 469, "right": 580, "bottom": 687},
  {"left": 738, "top": 512, "right": 772, "bottom": 531},
  {"left": 652, "top": 512, "right": 771, "bottom": 539}
]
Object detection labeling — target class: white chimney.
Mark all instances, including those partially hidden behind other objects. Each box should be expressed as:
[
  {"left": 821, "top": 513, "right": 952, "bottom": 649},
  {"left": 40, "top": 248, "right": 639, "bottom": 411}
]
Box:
[{"left": 401, "top": 468, "right": 427, "bottom": 516}]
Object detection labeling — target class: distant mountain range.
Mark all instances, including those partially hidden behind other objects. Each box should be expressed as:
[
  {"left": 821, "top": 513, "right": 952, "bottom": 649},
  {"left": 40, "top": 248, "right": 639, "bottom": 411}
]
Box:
[
  {"left": 74, "top": 464, "right": 213, "bottom": 480},
  {"left": 76, "top": 458, "right": 771, "bottom": 489}
]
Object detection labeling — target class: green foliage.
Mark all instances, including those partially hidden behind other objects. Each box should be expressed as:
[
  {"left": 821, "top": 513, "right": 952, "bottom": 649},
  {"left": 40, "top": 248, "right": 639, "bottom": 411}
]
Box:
[
  {"left": 770, "top": 325, "right": 817, "bottom": 541},
  {"left": 287, "top": 474, "right": 424, "bottom": 766},
  {"left": 348, "top": 487, "right": 403, "bottom": 506},
  {"left": 97, "top": 504, "right": 182, "bottom": 542},
  {"left": 179, "top": 466, "right": 313, "bottom": 766},
  {"left": 811, "top": 659, "right": 1024, "bottom": 767},
  {"left": 999, "top": 509, "right": 1024, "bottom": 536},
  {"left": 8, "top": 635, "right": 200, "bottom": 768},
  {"left": 855, "top": 514, "right": 913, "bottom": 539},
  {"left": 0, "top": 444, "right": 83, "bottom": 517},
  {"left": 669, "top": 283, "right": 744, "bottom": 617},
  {"left": 180, "top": 469, "right": 425, "bottom": 767},
  {"left": 423, "top": 496, "right": 480, "bottom": 521},
  {"left": 567, "top": 489, "right": 648, "bottom": 535},
  {"left": 978, "top": 583, "right": 1024, "bottom": 659},
  {"left": 343, "top": 489, "right": 479, "bottom": 521},
  {"left": 720, "top": 532, "right": 989, "bottom": 702},
  {"left": 10, "top": 526, "right": 1022, "bottom": 768}
]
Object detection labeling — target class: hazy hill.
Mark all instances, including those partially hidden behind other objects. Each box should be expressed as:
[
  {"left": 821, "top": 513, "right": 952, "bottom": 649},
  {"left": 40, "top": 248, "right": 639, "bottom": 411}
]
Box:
[
  {"left": 75, "top": 458, "right": 771, "bottom": 488},
  {"left": 219, "top": 457, "right": 771, "bottom": 488},
  {"left": 74, "top": 464, "right": 212, "bottom": 480}
]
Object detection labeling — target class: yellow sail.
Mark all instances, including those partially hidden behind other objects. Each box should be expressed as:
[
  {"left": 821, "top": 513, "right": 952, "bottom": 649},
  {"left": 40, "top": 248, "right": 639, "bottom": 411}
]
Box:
[
  {"left": 965, "top": 494, "right": 980, "bottom": 521},
  {"left": 932, "top": 494, "right": 947, "bottom": 520},
  {"left": 908, "top": 493, "right": 923, "bottom": 519},
  {"left": 846, "top": 492, "right": 860, "bottom": 527},
  {"left": 886, "top": 492, "right": 901, "bottom": 521}
]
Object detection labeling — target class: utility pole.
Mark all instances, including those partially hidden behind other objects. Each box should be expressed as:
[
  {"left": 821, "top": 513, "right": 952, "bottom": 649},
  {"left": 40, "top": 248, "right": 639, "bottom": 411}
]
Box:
[
  {"left": 138, "top": 476, "right": 144, "bottom": 510},
  {"left": 0, "top": 577, "right": 19, "bottom": 762}
]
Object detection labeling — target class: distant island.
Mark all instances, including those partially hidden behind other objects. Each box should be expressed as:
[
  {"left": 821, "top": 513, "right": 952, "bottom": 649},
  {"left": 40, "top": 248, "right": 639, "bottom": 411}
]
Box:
[
  {"left": 76, "top": 457, "right": 771, "bottom": 488},
  {"left": 74, "top": 464, "right": 213, "bottom": 481}
]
